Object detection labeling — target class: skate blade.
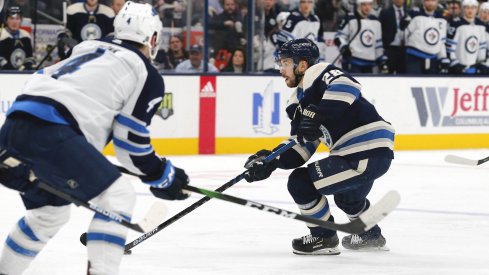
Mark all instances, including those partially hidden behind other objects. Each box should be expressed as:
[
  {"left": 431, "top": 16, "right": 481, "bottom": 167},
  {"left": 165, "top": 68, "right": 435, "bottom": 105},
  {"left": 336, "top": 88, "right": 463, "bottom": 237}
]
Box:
[
  {"left": 345, "top": 246, "right": 390, "bottom": 252},
  {"left": 293, "top": 247, "right": 341, "bottom": 256}
]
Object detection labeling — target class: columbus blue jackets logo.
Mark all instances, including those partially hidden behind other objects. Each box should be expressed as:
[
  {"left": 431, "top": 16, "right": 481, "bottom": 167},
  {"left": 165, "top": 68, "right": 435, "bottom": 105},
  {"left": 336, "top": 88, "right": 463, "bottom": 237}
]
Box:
[
  {"left": 464, "top": 35, "right": 478, "bottom": 54},
  {"left": 252, "top": 81, "right": 280, "bottom": 135},
  {"left": 360, "top": 29, "right": 375, "bottom": 48},
  {"left": 81, "top": 23, "right": 102, "bottom": 40},
  {"left": 10, "top": 48, "right": 26, "bottom": 69},
  {"left": 424, "top": 27, "right": 440, "bottom": 46}
]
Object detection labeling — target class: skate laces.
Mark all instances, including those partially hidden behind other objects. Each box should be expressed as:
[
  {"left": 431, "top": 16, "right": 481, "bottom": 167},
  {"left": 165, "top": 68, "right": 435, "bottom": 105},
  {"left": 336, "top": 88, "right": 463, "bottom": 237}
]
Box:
[
  {"left": 350, "top": 234, "right": 363, "bottom": 244},
  {"left": 302, "top": 235, "right": 320, "bottom": 244}
]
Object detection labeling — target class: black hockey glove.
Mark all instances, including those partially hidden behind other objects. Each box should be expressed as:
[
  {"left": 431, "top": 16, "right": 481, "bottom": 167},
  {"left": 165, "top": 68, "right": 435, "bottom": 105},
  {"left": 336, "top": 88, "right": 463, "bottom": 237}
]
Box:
[
  {"left": 449, "top": 63, "right": 466, "bottom": 74},
  {"left": 340, "top": 45, "right": 352, "bottom": 58},
  {"left": 438, "top": 58, "right": 450, "bottom": 74},
  {"left": 297, "top": 104, "right": 326, "bottom": 144},
  {"left": 142, "top": 159, "right": 190, "bottom": 201},
  {"left": 243, "top": 149, "right": 279, "bottom": 183}
]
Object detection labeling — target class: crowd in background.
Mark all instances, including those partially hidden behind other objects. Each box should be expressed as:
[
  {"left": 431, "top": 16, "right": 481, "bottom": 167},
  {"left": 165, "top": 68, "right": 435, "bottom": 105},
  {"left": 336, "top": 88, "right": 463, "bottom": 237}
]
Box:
[{"left": 1, "top": 0, "right": 489, "bottom": 74}]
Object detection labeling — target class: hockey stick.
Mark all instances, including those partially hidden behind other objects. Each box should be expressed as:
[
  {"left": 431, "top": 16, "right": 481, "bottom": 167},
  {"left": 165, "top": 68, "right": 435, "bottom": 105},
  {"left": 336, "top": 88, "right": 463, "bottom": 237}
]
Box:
[
  {"left": 444, "top": 154, "right": 489, "bottom": 166},
  {"left": 184, "top": 185, "right": 400, "bottom": 234},
  {"left": 0, "top": 149, "right": 167, "bottom": 233},
  {"left": 331, "top": 9, "right": 362, "bottom": 65},
  {"left": 80, "top": 140, "right": 298, "bottom": 251}
]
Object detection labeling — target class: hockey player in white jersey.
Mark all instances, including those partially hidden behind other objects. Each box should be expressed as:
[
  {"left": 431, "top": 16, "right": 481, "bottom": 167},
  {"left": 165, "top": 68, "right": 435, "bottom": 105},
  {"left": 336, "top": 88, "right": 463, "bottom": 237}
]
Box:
[
  {"left": 401, "top": 0, "right": 449, "bottom": 74},
  {"left": 282, "top": 0, "right": 324, "bottom": 48},
  {"left": 446, "top": 0, "right": 487, "bottom": 74},
  {"left": 0, "top": 2, "right": 189, "bottom": 275},
  {"left": 334, "top": 0, "right": 388, "bottom": 73}
]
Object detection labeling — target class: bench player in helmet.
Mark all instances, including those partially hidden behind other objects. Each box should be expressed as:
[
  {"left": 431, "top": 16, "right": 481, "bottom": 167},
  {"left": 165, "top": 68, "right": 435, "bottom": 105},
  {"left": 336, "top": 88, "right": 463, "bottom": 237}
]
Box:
[
  {"left": 446, "top": 0, "right": 488, "bottom": 74},
  {"left": 243, "top": 38, "right": 394, "bottom": 255},
  {"left": 0, "top": 2, "right": 189, "bottom": 274}
]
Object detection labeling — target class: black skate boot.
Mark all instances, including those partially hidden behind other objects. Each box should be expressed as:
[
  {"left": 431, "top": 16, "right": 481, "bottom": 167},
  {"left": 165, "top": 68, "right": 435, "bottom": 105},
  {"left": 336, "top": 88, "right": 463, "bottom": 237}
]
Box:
[
  {"left": 342, "top": 225, "right": 388, "bottom": 251},
  {"left": 292, "top": 234, "right": 340, "bottom": 255}
]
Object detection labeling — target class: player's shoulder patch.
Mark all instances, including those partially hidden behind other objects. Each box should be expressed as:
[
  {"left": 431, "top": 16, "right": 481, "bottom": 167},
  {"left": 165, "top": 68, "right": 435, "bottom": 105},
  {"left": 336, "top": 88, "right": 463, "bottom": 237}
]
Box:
[
  {"left": 98, "top": 4, "right": 115, "bottom": 18},
  {"left": 66, "top": 2, "right": 85, "bottom": 15},
  {"left": 18, "top": 29, "right": 32, "bottom": 39},
  {"left": 303, "top": 63, "right": 328, "bottom": 91}
]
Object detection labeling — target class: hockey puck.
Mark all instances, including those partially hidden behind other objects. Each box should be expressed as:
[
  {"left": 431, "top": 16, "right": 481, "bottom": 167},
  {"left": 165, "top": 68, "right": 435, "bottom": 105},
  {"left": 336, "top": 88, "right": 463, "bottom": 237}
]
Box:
[{"left": 124, "top": 249, "right": 132, "bottom": 255}]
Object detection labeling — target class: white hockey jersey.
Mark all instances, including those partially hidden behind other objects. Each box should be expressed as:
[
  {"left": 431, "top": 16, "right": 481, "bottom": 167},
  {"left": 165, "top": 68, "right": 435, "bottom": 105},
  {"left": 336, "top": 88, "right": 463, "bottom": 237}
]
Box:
[
  {"left": 446, "top": 18, "right": 487, "bottom": 67},
  {"left": 403, "top": 8, "right": 447, "bottom": 59},
  {"left": 9, "top": 38, "right": 165, "bottom": 177},
  {"left": 335, "top": 13, "right": 384, "bottom": 64},
  {"left": 282, "top": 9, "right": 323, "bottom": 42}
]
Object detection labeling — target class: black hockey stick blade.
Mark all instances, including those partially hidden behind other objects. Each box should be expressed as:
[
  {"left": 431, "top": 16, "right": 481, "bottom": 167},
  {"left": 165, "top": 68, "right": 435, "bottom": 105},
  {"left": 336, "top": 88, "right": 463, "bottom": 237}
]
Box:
[
  {"left": 184, "top": 185, "right": 400, "bottom": 234},
  {"left": 444, "top": 154, "right": 489, "bottom": 166},
  {"left": 80, "top": 139, "right": 298, "bottom": 251}
]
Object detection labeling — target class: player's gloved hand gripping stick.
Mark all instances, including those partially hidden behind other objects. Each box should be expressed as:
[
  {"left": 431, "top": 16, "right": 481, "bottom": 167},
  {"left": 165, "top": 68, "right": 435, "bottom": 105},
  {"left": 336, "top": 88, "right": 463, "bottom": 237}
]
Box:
[{"left": 80, "top": 139, "right": 298, "bottom": 253}]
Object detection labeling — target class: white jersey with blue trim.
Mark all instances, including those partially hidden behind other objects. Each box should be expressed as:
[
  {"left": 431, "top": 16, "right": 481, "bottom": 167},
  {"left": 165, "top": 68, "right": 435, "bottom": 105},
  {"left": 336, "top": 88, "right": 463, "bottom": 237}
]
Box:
[
  {"left": 447, "top": 18, "right": 487, "bottom": 66},
  {"left": 17, "top": 38, "right": 164, "bottom": 176},
  {"left": 403, "top": 8, "right": 447, "bottom": 59},
  {"left": 285, "top": 62, "right": 395, "bottom": 161},
  {"left": 335, "top": 13, "right": 384, "bottom": 62},
  {"left": 282, "top": 9, "right": 323, "bottom": 42}
]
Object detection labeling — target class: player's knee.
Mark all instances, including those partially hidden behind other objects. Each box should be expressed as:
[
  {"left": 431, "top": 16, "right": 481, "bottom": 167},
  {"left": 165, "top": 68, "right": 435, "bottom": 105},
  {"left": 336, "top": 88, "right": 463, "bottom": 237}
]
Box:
[
  {"left": 97, "top": 176, "right": 136, "bottom": 215},
  {"left": 25, "top": 205, "right": 71, "bottom": 241},
  {"left": 287, "top": 168, "right": 310, "bottom": 197},
  {"left": 334, "top": 195, "right": 367, "bottom": 216}
]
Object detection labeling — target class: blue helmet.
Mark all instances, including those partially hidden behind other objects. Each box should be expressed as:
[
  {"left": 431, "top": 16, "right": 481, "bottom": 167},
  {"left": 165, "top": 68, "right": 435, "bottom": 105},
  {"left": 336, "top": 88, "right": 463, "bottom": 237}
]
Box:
[{"left": 276, "top": 38, "right": 319, "bottom": 67}]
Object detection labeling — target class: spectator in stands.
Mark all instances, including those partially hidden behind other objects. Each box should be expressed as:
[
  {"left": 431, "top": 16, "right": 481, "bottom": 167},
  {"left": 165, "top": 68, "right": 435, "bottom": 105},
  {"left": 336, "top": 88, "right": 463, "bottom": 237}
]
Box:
[
  {"left": 379, "top": 0, "right": 407, "bottom": 74},
  {"left": 315, "top": 0, "right": 341, "bottom": 31},
  {"left": 158, "top": 0, "right": 187, "bottom": 27},
  {"left": 221, "top": 48, "right": 246, "bottom": 72},
  {"left": 175, "top": 44, "right": 219, "bottom": 73},
  {"left": 0, "top": 6, "right": 35, "bottom": 71},
  {"left": 478, "top": 2, "right": 489, "bottom": 24},
  {"left": 111, "top": 0, "right": 126, "bottom": 15},
  {"left": 167, "top": 34, "right": 189, "bottom": 68},
  {"left": 66, "top": 0, "right": 115, "bottom": 43},
  {"left": 444, "top": 0, "right": 461, "bottom": 20},
  {"left": 401, "top": 0, "right": 448, "bottom": 74},
  {"left": 209, "top": 0, "right": 247, "bottom": 53}
]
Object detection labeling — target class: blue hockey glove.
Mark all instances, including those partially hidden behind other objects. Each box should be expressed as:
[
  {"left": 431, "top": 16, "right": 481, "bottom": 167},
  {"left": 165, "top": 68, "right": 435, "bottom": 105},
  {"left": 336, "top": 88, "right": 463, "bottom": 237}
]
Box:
[
  {"left": 243, "top": 149, "right": 279, "bottom": 183},
  {"left": 143, "top": 159, "right": 190, "bottom": 200},
  {"left": 297, "top": 104, "right": 326, "bottom": 144}
]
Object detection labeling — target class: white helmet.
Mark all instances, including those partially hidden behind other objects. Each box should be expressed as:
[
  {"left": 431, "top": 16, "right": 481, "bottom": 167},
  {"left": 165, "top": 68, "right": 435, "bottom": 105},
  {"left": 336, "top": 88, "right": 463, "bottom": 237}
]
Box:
[
  {"left": 462, "top": 0, "right": 478, "bottom": 7},
  {"left": 114, "top": 1, "right": 163, "bottom": 59},
  {"left": 480, "top": 2, "right": 489, "bottom": 11}
]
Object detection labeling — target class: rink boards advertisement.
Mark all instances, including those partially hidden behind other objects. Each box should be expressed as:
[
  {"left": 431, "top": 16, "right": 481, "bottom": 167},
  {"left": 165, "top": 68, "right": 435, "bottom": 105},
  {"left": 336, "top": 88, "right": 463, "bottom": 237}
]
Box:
[{"left": 1, "top": 73, "right": 489, "bottom": 154}]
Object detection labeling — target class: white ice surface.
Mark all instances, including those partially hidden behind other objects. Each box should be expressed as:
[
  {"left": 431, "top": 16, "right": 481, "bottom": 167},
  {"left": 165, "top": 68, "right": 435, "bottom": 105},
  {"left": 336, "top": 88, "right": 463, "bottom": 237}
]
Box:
[{"left": 1, "top": 149, "right": 489, "bottom": 275}]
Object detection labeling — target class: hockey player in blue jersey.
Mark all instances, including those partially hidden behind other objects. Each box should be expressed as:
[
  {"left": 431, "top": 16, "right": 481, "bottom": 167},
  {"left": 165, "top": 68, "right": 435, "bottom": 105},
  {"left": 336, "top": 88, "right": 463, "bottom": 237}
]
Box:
[
  {"left": 243, "top": 38, "right": 394, "bottom": 255},
  {"left": 0, "top": 2, "right": 189, "bottom": 274},
  {"left": 446, "top": 0, "right": 488, "bottom": 74}
]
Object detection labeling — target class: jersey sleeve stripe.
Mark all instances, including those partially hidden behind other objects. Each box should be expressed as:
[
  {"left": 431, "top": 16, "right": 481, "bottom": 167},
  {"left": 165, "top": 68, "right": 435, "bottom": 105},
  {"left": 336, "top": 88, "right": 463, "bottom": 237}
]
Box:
[
  {"left": 113, "top": 137, "right": 153, "bottom": 154},
  {"left": 115, "top": 114, "right": 149, "bottom": 135}
]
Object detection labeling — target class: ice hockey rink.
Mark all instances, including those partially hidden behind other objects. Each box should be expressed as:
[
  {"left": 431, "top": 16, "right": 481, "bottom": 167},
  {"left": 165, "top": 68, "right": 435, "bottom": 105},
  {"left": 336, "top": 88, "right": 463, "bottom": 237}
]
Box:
[{"left": 0, "top": 149, "right": 488, "bottom": 275}]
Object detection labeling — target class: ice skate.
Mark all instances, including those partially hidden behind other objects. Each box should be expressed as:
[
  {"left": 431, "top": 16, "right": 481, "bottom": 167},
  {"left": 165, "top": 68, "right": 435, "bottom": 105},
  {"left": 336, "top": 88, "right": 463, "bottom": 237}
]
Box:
[
  {"left": 292, "top": 234, "right": 341, "bottom": 255},
  {"left": 342, "top": 226, "right": 388, "bottom": 251}
]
